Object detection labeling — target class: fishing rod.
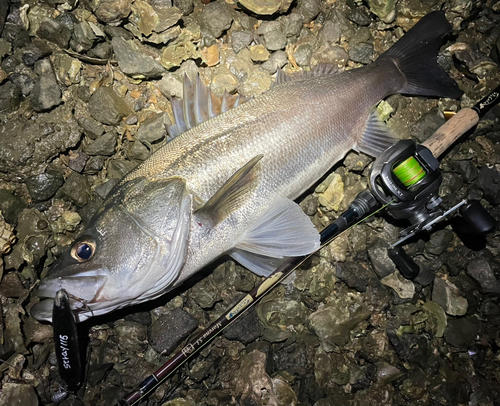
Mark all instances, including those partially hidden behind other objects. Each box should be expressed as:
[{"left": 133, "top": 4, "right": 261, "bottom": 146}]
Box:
[{"left": 53, "top": 85, "right": 499, "bottom": 403}]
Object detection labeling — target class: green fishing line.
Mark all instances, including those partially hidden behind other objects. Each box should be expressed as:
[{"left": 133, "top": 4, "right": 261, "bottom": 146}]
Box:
[{"left": 393, "top": 156, "right": 426, "bottom": 187}]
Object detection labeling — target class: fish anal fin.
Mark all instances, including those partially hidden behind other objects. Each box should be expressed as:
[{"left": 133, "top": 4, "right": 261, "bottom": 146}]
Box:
[
  {"left": 229, "top": 197, "right": 320, "bottom": 277},
  {"left": 357, "top": 109, "right": 398, "bottom": 157},
  {"left": 198, "top": 155, "right": 263, "bottom": 226}
]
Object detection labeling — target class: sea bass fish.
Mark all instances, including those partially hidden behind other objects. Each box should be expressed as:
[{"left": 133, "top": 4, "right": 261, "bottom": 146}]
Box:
[{"left": 32, "top": 11, "right": 462, "bottom": 322}]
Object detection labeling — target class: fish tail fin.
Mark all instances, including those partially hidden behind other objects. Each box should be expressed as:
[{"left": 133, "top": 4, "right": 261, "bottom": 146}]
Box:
[{"left": 378, "top": 11, "right": 462, "bottom": 99}]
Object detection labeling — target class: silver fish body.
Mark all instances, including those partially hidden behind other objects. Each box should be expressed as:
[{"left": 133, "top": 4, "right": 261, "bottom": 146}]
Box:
[{"left": 31, "top": 11, "right": 462, "bottom": 322}]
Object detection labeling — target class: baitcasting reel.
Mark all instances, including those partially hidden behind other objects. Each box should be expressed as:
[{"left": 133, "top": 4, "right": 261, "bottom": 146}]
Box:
[{"left": 368, "top": 138, "right": 497, "bottom": 279}]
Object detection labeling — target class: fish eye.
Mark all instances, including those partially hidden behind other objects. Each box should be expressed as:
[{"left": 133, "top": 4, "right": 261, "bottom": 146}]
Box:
[{"left": 70, "top": 240, "right": 96, "bottom": 262}]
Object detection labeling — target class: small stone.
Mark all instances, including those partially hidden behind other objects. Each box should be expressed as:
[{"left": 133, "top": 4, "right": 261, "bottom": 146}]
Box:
[
  {"left": 94, "top": 0, "right": 132, "bottom": 25},
  {"left": 316, "top": 173, "right": 343, "bottom": 211},
  {"left": 77, "top": 116, "right": 105, "bottom": 140},
  {"left": 127, "top": 141, "right": 150, "bottom": 161},
  {"left": 88, "top": 42, "right": 113, "bottom": 60},
  {"left": 174, "top": 0, "right": 194, "bottom": 15},
  {"left": 36, "top": 17, "right": 72, "bottom": 49},
  {"left": 335, "top": 261, "right": 374, "bottom": 292},
  {"left": 94, "top": 179, "right": 120, "bottom": 199},
  {"left": 444, "top": 316, "right": 480, "bottom": 349},
  {"left": 0, "top": 81, "right": 21, "bottom": 112},
  {"left": 70, "top": 21, "right": 97, "bottom": 53},
  {"left": 83, "top": 132, "right": 117, "bottom": 156},
  {"left": 136, "top": 113, "right": 167, "bottom": 143},
  {"left": 239, "top": 0, "right": 292, "bottom": 15},
  {"left": 201, "top": 44, "right": 219, "bottom": 67},
  {"left": 263, "top": 29, "right": 287, "bottom": 51},
  {"left": 296, "top": 0, "right": 320, "bottom": 23},
  {"left": 311, "top": 44, "right": 349, "bottom": 69},
  {"left": 477, "top": 166, "right": 500, "bottom": 205},
  {"left": 432, "top": 277, "right": 468, "bottom": 316},
  {"left": 425, "top": 229, "right": 453, "bottom": 256},
  {"left": 147, "top": 308, "right": 198, "bottom": 354},
  {"left": 106, "top": 159, "right": 138, "bottom": 179},
  {"left": 201, "top": 1, "right": 233, "bottom": 38},
  {"left": 294, "top": 44, "right": 313, "bottom": 67},
  {"left": 112, "top": 37, "right": 165, "bottom": 79},
  {"left": 349, "top": 42, "right": 373, "bottom": 64},
  {"left": 0, "top": 383, "right": 38, "bottom": 406},
  {"left": 239, "top": 69, "right": 273, "bottom": 98},
  {"left": 381, "top": 272, "right": 415, "bottom": 299},
  {"left": 84, "top": 155, "right": 106, "bottom": 174},
  {"left": 88, "top": 86, "right": 132, "bottom": 125},
  {"left": 422, "top": 301, "right": 447, "bottom": 338},
  {"left": 348, "top": 7, "right": 373, "bottom": 26},
  {"left": 367, "top": 0, "right": 396, "bottom": 23},
  {"left": 283, "top": 13, "right": 303, "bottom": 37},
  {"left": 0, "top": 190, "right": 26, "bottom": 225},
  {"left": 224, "top": 307, "right": 262, "bottom": 344},
  {"left": 25, "top": 173, "right": 64, "bottom": 202},
  {"left": 21, "top": 39, "right": 53, "bottom": 67},
  {"left": 261, "top": 50, "right": 287, "bottom": 74},
  {"left": 367, "top": 239, "right": 397, "bottom": 278},
  {"left": 231, "top": 30, "right": 253, "bottom": 54},
  {"left": 249, "top": 44, "right": 270, "bottom": 62},
  {"left": 30, "top": 59, "right": 61, "bottom": 112},
  {"left": 466, "top": 257, "right": 500, "bottom": 294},
  {"left": 9, "top": 74, "right": 35, "bottom": 97},
  {"left": 60, "top": 172, "right": 91, "bottom": 207}
]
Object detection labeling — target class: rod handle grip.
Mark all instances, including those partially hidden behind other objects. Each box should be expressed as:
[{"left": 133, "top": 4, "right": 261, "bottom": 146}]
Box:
[{"left": 421, "top": 108, "right": 479, "bottom": 158}]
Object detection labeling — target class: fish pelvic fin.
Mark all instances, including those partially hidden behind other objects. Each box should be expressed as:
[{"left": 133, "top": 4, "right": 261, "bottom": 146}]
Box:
[
  {"left": 229, "top": 197, "right": 321, "bottom": 277},
  {"left": 198, "top": 155, "right": 263, "bottom": 226},
  {"left": 166, "top": 74, "right": 250, "bottom": 137},
  {"left": 378, "top": 10, "right": 463, "bottom": 99},
  {"left": 357, "top": 109, "right": 398, "bottom": 157}
]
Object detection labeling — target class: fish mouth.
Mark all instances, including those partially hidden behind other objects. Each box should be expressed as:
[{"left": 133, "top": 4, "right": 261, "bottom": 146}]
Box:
[{"left": 31, "top": 274, "right": 107, "bottom": 323}]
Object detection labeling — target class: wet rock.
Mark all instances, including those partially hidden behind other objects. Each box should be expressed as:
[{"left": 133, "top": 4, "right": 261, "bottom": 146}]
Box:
[
  {"left": 136, "top": 112, "right": 167, "bottom": 143},
  {"left": 88, "top": 86, "right": 132, "bottom": 125},
  {"left": 106, "top": 159, "right": 138, "bottom": 179},
  {"left": 0, "top": 81, "right": 21, "bottom": 112},
  {"left": 381, "top": 272, "right": 415, "bottom": 299},
  {"left": 174, "top": 0, "right": 194, "bottom": 15},
  {"left": 60, "top": 172, "right": 91, "bottom": 207},
  {"left": 160, "top": 26, "right": 202, "bottom": 69},
  {"left": 94, "top": 178, "right": 120, "bottom": 199},
  {"left": 367, "top": 0, "right": 396, "bottom": 23},
  {"left": 88, "top": 42, "right": 112, "bottom": 60},
  {"left": 315, "top": 348, "right": 364, "bottom": 391},
  {"left": 94, "top": 0, "right": 132, "bottom": 25},
  {"left": 112, "top": 37, "right": 165, "bottom": 79},
  {"left": 0, "top": 190, "right": 25, "bottom": 226},
  {"left": 148, "top": 307, "right": 198, "bottom": 353},
  {"left": 466, "top": 257, "right": 500, "bottom": 294},
  {"left": 294, "top": 44, "right": 313, "bottom": 67},
  {"left": 31, "top": 59, "right": 61, "bottom": 112},
  {"left": 70, "top": 21, "right": 97, "bottom": 53},
  {"left": 257, "top": 298, "right": 307, "bottom": 342},
  {"left": 0, "top": 0, "right": 7, "bottom": 35},
  {"left": 411, "top": 107, "right": 446, "bottom": 144},
  {"left": 83, "top": 132, "right": 117, "bottom": 156},
  {"left": 432, "top": 277, "right": 468, "bottom": 316},
  {"left": 349, "top": 42, "right": 373, "bottom": 64},
  {"left": 77, "top": 116, "right": 105, "bottom": 140},
  {"left": 223, "top": 307, "right": 262, "bottom": 344},
  {"left": 296, "top": 0, "right": 321, "bottom": 23},
  {"left": 335, "top": 261, "right": 374, "bottom": 292},
  {"left": 283, "top": 13, "right": 303, "bottom": 37},
  {"left": 201, "top": 1, "right": 233, "bottom": 38},
  {"left": 425, "top": 229, "right": 453, "bottom": 256},
  {"left": 129, "top": 1, "right": 182, "bottom": 37},
  {"left": 311, "top": 43, "right": 349, "bottom": 69},
  {"left": 25, "top": 172, "right": 64, "bottom": 202},
  {"left": 444, "top": 316, "right": 480, "bottom": 348},
  {"left": 231, "top": 30, "right": 252, "bottom": 54},
  {"left": 348, "top": 7, "right": 372, "bottom": 26},
  {"left": 308, "top": 294, "right": 371, "bottom": 350},
  {"left": 272, "top": 341, "right": 309, "bottom": 375},
  {"left": 261, "top": 50, "right": 287, "bottom": 73},
  {"left": 316, "top": 172, "right": 344, "bottom": 211},
  {"left": 37, "top": 17, "right": 72, "bottom": 49},
  {"left": 126, "top": 141, "right": 150, "bottom": 161},
  {"left": 263, "top": 29, "right": 287, "bottom": 51},
  {"left": 9, "top": 73, "right": 35, "bottom": 97},
  {"left": 0, "top": 383, "right": 38, "bottom": 406},
  {"left": 2, "top": 22, "right": 30, "bottom": 49},
  {"left": 115, "top": 319, "right": 147, "bottom": 353},
  {"left": 239, "top": 0, "right": 292, "bottom": 16},
  {"left": 249, "top": 44, "right": 270, "bottom": 62},
  {"left": 422, "top": 301, "right": 447, "bottom": 338},
  {"left": 477, "top": 166, "right": 500, "bottom": 205},
  {"left": 367, "top": 239, "right": 397, "bottom": 278},
  {"left": 52, "top": 53, "right": 82, "bottom": 87},
  {"left": 21, "top": 39, "right": 52, "bottom": 68}
]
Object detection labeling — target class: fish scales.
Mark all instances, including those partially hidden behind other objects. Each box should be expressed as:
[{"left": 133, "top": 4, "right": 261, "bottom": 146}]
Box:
[{"left": 31, "top": 11, "right": 463, "bottom": 322}]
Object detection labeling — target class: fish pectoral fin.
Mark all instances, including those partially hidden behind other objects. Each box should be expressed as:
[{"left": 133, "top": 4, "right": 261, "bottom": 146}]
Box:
[
  {"left": 198, "top": 155, "right": 263, "bottom": 226},
  {"left": 356, "top": 109, "right": 398, "bottom": 157},
  {"left": 229, "top": 197, "right": 320, "bottom": 277}
]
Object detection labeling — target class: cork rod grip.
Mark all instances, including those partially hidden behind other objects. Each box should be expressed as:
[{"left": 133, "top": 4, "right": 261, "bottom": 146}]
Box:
[{"left": 421, "top": 108, "right": 480, "bottom": 158}]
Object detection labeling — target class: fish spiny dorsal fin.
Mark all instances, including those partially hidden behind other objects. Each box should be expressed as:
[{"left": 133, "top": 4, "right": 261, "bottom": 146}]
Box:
[
  {"left": 166, "top": 74, "right": 250, "bottom": 138},
  {"left": 197, "top": 155, "right": 263, "bottom": 226}
]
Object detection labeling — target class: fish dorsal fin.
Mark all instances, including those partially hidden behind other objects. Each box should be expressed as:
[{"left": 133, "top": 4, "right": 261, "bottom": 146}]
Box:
[
  {"left": 198, "top": 155, "right": 263, "bottom": 226},
  {"left": 229, "top": 196, "right": 320, "bottom": 277},
  {"left": 166, "top": 74, "right": 250, "bottom": 137},
  {"left": 274, "top": 63, "right": 339, "bottom": 86},
  {"left": 356, "top": 109, "right": 398, "bottom": 157}
]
